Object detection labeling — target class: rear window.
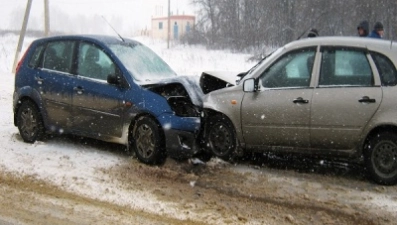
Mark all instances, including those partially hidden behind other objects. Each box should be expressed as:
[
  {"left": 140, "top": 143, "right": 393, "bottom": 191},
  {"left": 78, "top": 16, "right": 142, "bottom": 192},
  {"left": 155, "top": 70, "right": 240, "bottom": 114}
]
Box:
[
  {"left": 371, "top": 52, "right": 397, "bottom": 86},
  {"left": 28, "top": 44, "right": 44, "bottom": 68},
  {"left": 320, "top": 48, "right": 373, "bottom": 86},
  {"left": 42, "top": 41, "right": 75, "bottom": 73}
]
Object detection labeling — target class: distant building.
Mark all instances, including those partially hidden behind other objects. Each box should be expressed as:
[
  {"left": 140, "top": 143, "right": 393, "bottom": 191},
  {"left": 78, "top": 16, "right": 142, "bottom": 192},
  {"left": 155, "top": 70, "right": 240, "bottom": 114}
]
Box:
[{"left": 151, "top": 15, "right": 195, "bottom": 40}]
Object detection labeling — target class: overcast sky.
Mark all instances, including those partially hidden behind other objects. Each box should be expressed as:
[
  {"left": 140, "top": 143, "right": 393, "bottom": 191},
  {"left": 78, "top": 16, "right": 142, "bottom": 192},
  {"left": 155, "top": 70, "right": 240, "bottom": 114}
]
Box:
[{"left": 0, "top": 0, "right": 195, "bottom": 35}]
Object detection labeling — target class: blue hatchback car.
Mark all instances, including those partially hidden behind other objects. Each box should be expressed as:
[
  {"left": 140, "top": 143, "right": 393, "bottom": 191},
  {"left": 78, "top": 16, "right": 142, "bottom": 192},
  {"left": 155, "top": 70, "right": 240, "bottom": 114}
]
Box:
[{"left": 13, "top": 35, "right": 203, "bottom": 165}]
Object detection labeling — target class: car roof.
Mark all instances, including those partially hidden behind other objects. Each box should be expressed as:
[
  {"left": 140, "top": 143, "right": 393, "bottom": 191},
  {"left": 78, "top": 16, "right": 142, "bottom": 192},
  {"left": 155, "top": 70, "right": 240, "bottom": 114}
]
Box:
[
  {"left": 32, "top": 34, "right": 139, "bottom": 45},
  {"left": 285, "top": 36, "right": 397, "bottom": 54}
]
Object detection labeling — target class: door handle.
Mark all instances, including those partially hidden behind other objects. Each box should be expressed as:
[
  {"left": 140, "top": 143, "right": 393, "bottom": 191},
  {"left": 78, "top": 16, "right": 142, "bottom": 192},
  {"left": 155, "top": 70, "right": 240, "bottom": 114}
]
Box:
[
  {"left": 35, "top": 76, "right": 44, "bottom": 84},
  {"left": 358, "top": 96, "right": 376, "bottom": 103},
  {"left": 73, "top": 86, "right": 84, "bottom": 95},
  {"left": 293, "top": 97, "right": 309, "bottom": 104}
]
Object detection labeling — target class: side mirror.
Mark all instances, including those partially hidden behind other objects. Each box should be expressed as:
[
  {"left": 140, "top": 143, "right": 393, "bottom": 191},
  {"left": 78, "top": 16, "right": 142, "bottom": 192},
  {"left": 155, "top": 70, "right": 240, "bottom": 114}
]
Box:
[
  {"left": 243, "top": 78, "right": 256, "bottom": 92},
  {"left": 107, "top": 73, "right": 121, "bottom": 85}
]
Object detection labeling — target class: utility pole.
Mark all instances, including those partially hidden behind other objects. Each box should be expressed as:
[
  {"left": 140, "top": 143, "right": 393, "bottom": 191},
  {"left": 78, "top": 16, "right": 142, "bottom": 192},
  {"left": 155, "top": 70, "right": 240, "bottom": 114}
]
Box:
[
  {"left": 12, "top": 0, "right": 32, "bottom": 73},
  {"left": 44, "top": 0, "right": 50, "bottom": 36},
  {"left": 167, "top": 0, "right": 170, "bottom": 49}
]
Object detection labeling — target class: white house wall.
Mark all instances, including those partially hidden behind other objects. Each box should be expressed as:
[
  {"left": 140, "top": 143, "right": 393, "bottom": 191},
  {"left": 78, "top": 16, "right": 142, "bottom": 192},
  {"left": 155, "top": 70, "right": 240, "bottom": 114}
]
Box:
[{"left": 151, "top": 16, "right": 195, "bottom": 40}]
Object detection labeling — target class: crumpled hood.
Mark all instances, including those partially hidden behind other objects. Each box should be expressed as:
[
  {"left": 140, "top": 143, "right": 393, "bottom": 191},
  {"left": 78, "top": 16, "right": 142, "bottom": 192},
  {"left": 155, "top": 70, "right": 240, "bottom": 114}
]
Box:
[
  {"left": 139, "top": 75, "right": 204, "bottom": 107},
  {"left": 199, "top": 71, "right": 242, "bottom": 94}
]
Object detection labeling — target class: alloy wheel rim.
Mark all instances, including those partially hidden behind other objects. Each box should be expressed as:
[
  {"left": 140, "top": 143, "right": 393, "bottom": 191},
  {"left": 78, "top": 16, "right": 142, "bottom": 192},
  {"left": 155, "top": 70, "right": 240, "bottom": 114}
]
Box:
[
  {"left": 136, "top": 124, "right": 155, "bottom": 158},
  {"left": 20, "top": 107, "right": 37, "bottom": 138}
]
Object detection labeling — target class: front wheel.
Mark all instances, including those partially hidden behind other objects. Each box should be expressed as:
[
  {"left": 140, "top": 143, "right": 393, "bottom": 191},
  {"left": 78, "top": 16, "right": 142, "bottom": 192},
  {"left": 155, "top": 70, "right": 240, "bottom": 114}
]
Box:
[
  {"left": 131, "top": 116, "right": 166, "bottom": 165},
  {"left": 205, "top": 115, "right": 238, "bottom": 161},
  {"left": 17, "top": 100, "right": 45, "bottom": 143},
  {"left": 365, "top": 132, "right": 397, "bottom": 185}
]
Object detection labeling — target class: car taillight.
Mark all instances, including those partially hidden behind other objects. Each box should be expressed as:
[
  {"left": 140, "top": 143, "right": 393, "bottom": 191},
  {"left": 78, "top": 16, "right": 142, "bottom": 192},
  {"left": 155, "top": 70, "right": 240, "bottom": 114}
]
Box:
[{"left": 15, "top": 46, "right": 30, "bottom": 74}]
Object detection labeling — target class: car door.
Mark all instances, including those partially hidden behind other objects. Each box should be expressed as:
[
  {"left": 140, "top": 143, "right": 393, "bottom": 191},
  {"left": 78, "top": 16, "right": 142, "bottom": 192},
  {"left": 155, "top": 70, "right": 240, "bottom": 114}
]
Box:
[
  {"left": 37, "top": 40, "right": 76, "bottom": 130},
  {"left": 310, "top": 47, "right": 382, "bottom": 150},
  {"left": 72, "top": 42, "right": 126, "bottom": 138},
  {"left": 241, "top": 48, "right": 316, "bottom": 149}
]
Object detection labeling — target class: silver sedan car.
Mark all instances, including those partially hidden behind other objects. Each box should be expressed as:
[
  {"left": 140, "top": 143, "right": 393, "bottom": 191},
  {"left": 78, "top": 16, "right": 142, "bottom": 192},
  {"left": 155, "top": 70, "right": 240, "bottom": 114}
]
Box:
[{"left": 200, "top": 37, "right": 397, "bottom": 185}]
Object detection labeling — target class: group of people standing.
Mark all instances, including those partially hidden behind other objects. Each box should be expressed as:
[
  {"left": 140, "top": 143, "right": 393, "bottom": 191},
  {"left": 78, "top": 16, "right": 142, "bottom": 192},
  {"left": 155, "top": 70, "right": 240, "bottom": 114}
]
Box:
[
  {"left": 357, "top": 20, "right": 384, "bottom": 39},
  {"left": 307, "top": 20, "right": 384, "bottom": 39}
]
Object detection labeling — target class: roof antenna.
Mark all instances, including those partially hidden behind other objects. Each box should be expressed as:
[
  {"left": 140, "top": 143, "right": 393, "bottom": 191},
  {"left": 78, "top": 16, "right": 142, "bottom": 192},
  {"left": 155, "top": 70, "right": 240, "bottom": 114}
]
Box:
[
  {"left": 296, "top": 10, "right": 328, "bottom": 40},
  {"left": 101, "top": 16, "right": 125, "bottom": 42},
  {"left": 390, "top": 27, "right": 393, "bottom": 49}
]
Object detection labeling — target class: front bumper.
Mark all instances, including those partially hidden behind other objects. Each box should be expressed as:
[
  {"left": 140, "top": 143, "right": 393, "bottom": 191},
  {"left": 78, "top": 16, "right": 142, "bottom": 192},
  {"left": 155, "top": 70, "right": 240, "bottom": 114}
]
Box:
[
  {"left": 157, "top": 112, "right": 201, "bottom": 159},
  {"left": 164, "top": 129, "right": 200, "bottom": 159}
]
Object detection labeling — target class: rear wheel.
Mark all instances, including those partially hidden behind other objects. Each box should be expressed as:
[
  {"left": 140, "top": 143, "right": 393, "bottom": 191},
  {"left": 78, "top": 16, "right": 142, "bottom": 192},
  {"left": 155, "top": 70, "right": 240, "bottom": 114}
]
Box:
[
  {"left": 132, "top": 116, "right": 166, "bottom": 165},
  {"left": 365, "top": 132, "right": 397, "bottom": 185},
  {"left": 206, "top": 115, "right": 238, "bottom": 161},
  {"left": 17, "top": 100, "right": 45, "bottom": 143}
]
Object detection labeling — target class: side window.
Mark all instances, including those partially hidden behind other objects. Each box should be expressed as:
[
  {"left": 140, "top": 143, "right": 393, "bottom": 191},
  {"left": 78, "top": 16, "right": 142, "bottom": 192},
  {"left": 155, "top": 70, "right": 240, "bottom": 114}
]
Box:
[
  {"left": 77, "top": 43, "right": 116, "bottom": 81},
  {"left": 319, "top": 48, "right": 372, "bottom": 86},
  {"left": 42, "top": 41, "right": 74, "bottom": 73},
  {"left": 260, "top": 48, "right": 315, "bottom": 88},
  {"left": 28, "top": 44, "right": 44, "bottom": 68},
  {"left": 371, "top": 52, "right": 397, "bottom": 86}
]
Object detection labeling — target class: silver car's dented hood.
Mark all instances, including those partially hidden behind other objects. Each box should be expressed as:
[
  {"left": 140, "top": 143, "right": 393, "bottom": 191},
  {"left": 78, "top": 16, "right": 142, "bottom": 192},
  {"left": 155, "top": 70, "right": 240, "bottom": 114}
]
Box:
[
  {"left": 200, "top": 71, "right": 242, "bottom": 94},
  {"left": 140, "top": 75, "right": 204, "bottom": 107}
]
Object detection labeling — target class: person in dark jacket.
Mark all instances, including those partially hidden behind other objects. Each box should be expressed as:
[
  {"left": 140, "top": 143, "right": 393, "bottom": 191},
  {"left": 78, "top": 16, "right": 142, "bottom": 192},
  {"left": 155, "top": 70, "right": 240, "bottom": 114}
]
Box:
[
  {"left": 368, "top": 22, "right": 384, "bottom": 39},
  {"left": 357, "top": 20, "right": 369, "bottom": 37},
  {"left": 307, "top": 28, "right": 319, "bottom": 38}
]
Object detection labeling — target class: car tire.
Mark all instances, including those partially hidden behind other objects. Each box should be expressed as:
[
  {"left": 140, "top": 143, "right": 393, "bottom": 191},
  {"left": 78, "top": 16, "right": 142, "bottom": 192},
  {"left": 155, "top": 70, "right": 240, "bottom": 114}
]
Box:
[
  {"left": 132, "top": 116, "right": 166, "bottom": 165},
  {"left": 206, "top": 114, "right": 238, "bottom": 161},
  {"left": 17, "top": 100, "right": 45, "bottom": 143},
  {"left": 365, "top": 132, "right": 397, "bottom": 185}
]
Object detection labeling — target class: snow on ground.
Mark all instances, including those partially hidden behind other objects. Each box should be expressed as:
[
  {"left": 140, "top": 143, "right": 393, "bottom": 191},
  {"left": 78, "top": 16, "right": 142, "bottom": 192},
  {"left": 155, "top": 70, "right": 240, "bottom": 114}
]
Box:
[{"left": 0, "top": 33, "right": 255, "bottom": 221}]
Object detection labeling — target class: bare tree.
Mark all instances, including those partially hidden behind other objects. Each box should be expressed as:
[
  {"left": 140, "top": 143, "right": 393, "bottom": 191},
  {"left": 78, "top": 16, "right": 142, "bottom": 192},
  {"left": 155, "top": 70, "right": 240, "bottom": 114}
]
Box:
[
  {"left": 192, "top": 0, "right": 221, "bottom": 47},
  {"left": 191, "top": 0, "right": 397, "bottom": 51}
]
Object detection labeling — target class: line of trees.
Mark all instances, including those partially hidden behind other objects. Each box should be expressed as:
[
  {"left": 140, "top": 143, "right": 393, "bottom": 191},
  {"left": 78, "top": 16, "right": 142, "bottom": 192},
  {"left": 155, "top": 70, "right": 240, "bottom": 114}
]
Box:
[{"left": 188, "top": 0, "right": 397, "bottom": 52}]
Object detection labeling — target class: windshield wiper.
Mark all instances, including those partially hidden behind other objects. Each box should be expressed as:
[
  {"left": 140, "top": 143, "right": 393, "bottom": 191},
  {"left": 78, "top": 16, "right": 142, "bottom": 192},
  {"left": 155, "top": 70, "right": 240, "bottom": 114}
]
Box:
[
  {"left": 245, "top": 50, "right": 275, "bottom": 76},
  {"left": 236, "top": 49, "right": 277, "bottom": 84}
]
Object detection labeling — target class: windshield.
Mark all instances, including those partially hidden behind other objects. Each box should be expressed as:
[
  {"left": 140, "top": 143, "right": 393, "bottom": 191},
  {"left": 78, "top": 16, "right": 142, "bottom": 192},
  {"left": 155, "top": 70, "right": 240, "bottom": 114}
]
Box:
[
  {"left": 109, "top": 43, "right": 177, "bottom": 81},
  {"left": 247, "top": 47, "right": 283, "bottom": 76}
]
